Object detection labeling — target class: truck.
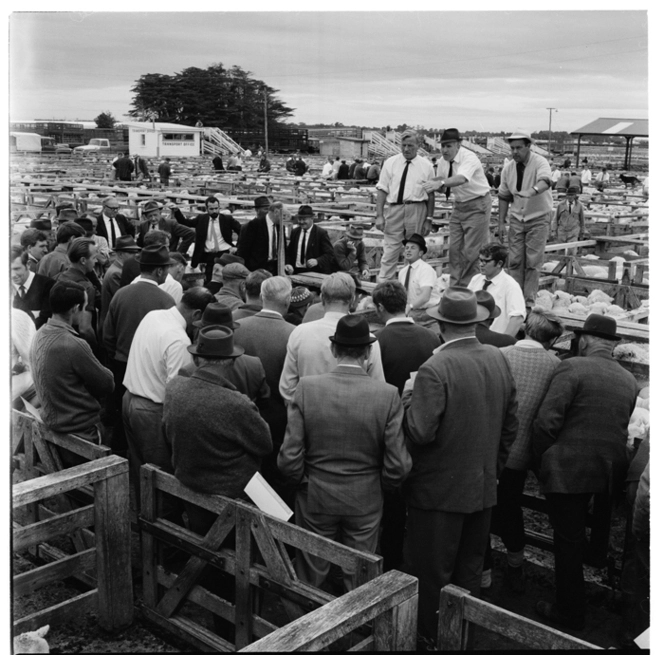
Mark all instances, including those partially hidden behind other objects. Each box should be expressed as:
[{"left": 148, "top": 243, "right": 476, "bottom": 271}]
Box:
[
  {"left": 40, "top": 136, "right": 73, "bottom": 155},
  {"left": 73, "top": 138, "right": 112, "bottom": 153},
  {"left": 10, "top": 132, "right": 42, "bottom": 153}
]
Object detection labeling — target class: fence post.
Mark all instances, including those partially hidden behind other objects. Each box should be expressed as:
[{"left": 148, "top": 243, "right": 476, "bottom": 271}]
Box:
[
  {"left": 374, "top": 593, "right": 418, "bottom": 651},
  {"left": 94, "top": 459, "right": 133, "bottom": 631},
  {"left": 438, "top": 585, "right": 470, "bottom": 650}
]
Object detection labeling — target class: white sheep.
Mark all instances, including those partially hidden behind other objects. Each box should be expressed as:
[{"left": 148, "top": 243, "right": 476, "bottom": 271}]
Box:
[{"left": 13, "top": 625, "right": 50, "bottom": 653}]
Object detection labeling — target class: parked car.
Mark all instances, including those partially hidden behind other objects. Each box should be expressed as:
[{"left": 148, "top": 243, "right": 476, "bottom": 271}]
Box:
[
  {"left": 73, "top": 138, "right": 112, "bottom": 154},
  {"left": 40, "top": 137, "right": 73, "bottom": 155}
]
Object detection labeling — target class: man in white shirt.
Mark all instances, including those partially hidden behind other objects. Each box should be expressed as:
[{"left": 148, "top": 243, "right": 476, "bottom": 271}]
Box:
[
  {"left": 581, "top": 165, "right": 592, "bottom": 186},
  {"left": 279, "top": 272, "right": 384, "bottom": 403},
  {"left": 397, "top": 234, "right": 440, "bottom": 320},
  {"left": 122, "top": 287, "right": 214, "bottom": 501},
  {"left": 375, "top": 130, "right": 435, "bottom": 282},
  {"left": 468, "top": 243, "right": 526, "bottom": 337},
  {"left": 423, "top": 128, "right": 492, "bottom": 286},
  {"left": 96, "top": 196, "right": 135, "bottom": 249},
  {"left": 321, "top": 156, "right": 335, "bottom": 179}
]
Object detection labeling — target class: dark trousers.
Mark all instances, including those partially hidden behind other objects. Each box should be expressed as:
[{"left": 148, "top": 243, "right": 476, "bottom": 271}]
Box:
[
  {"left": 379, "top": 488, "right": 408, "bottom": 572},
  {"left": 404, "top": 506, "right": 492, "bottom": 640},
  {"left": 494, "top": 467, "right": 528, "bottom": 553},
  {"left": 200, "top": 250, "right": 230, "bottom": 284},
  {"left": 109, "top": 358, "right": 128, "bottom": 454},
  {"left": 546, "top": 492, "right": 592, "bottom": 621}
]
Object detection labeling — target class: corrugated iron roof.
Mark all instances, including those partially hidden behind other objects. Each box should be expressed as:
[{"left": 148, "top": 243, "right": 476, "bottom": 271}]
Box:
[{"left": 570, "top": 118, "right": 648, "bottom": 137}]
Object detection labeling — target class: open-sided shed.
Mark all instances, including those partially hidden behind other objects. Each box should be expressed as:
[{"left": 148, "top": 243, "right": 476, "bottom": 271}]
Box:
[{"left": 570, "top": 117, "right": 648, "bottom": 169}]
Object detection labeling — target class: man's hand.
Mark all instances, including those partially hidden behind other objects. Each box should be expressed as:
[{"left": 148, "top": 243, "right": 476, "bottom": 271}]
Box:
[
  {"left": 422, "top": 219, "right": 433, "bottom": 237},
  {"left": 229, "top": 247, "right": 237, "bottom": 254},
  {"left": 375, "top": 215, "right": 385, "bottom": 232},
  {"left": 515, "top": 189, "right": 535, "bottom": 199},
  {"left": 347, "top": 240, "right": 357, "bottom": 252},
  {"left": 422, "top": 180, "right": 442, "bottom": 193},
  {"left": 306, "top": 258, "right": 318, "bottom": 268},
  {"left": 360, "top": 269, "right": 370, "bottom": 281},
  {"left": 284, "top": 265, "right": 294, "bottom": 275}
]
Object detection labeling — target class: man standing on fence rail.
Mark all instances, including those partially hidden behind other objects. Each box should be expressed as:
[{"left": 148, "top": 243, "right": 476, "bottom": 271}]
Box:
[{"left": 401, "top": 287, "right": 518, "bottom": 642}]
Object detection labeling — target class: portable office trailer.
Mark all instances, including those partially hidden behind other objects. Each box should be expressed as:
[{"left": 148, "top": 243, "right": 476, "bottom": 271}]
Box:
[
  {"left": 126, "top": 121, "right": 203, "bottom": 158},
  {"left": 10, "top": 132, "right": 42, "bottom": 153}
]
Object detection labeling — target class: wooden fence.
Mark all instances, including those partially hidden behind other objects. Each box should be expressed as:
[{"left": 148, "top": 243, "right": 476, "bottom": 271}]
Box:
[
  {"left": 139, "top": 464, "right": 417, "bottom": 651},
  {"left": 13, "top": 456, "right": 133, "bottom": 634},
  {"left": 438, "top": 584, "right": 600, "bottom": 650}
]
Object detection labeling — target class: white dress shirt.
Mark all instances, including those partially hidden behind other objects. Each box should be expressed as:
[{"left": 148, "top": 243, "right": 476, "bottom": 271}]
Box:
[
  {"left": 278, "top": 310, "right": 384, "bottom": 402},
  {"left": 443, "top": 147, "right": 491, "bottom": 202},
  {"left": 295, "top": 228, "right": 312, "bottom": 268},
  {"left": 123, "top": 306, "right": 192, "bottom": 403},
  {"left": 581, "top": 169, "right": 592, "bottom": 185},
  {"left": 376, "top": 154, "right": 434, "bottom": 203},
  {"left": 102, "top": 214, "right": 122, "bottom": 248},
  {"left": 13, "top": 270, "right": 35, "bottom": 297},
  {"left": 468, "top": 270, "right": 526, "bottom": 334},
  {"left": 204, "top": 216, "right": 231, "bottom": 252},
  {"left": 398, "top": 258, "right": 440, "bottom": 309}
]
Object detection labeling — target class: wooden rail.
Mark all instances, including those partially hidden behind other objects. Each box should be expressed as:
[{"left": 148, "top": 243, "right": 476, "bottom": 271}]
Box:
[
  {"left": 13, "top": 456, "right": 133, "bottom": 634},
  {"left": 139, "top": 464, "right": 399, "bottom": 651},
  {"left": 438, "top": 585, "right": 600, "bottom": 650}
]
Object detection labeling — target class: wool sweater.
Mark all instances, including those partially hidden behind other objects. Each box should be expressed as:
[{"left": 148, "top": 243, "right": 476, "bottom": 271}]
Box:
[
  {"left": 165, "top": 369, "right": 272, "bottom": 497},
  {"left": 500, "top": 343, "right": 560, "bottom": 470},
  {"left": 31, "top": 318, "right": 114, "bottom": 433}
]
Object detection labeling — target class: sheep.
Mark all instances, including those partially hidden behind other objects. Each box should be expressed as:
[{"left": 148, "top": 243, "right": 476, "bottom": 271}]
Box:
[
  {"left": 587, "top": 289, "right": 614, "bottom": 305},
  {"left": 535, "top": 290, "right": 555, "bottom": 311},
  {"left": 13, "top": 625, "right": 50, "bottom": 654}
]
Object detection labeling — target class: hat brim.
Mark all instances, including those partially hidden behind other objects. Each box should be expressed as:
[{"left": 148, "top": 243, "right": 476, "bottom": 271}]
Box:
[
  {"left": 113, "top": 245, "right": 141, "bottom": 252},
  {"left": 426, "top": 304, "right": 491, "bottom": 324},
  {"left": 187, "top": 344, "right": 244, "bottom": 358},
  {"left": 328, "top": 334, "right": 377, "bottom": 346},
  {"left": 573, "top": 328, "right": 621, "bottom": 342},
  {"left": 134, "top": 254, "right": 178, "bottom": 265},
  {"left": 439, "top": 138, "right": 462, "bottom": 145},
  {"left": 487, "top": 306, "right": 501, "bottom": 319},
  {"left": 193, "top": 319, "right": 241, "bottom": 330},
  {"left": 290, "top": 297, "right": 313, "bottom": 308}
]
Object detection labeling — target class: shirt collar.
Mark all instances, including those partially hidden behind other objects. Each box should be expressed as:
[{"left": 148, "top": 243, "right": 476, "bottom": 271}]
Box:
[
  {"left": 14, "top": 270, "right": 35, "bottom": 292},
  {"left": 131, "top": 276, "right": 159, "bottom": 286},
  {"left": 259, "top": 309, "right": 284, "bottom": 318},
  {"left": 386, "top": 316, "right": 414, "bottom": 325},
  {"left": 46, "top": 316, "right": 79, "bottom": 335},
  {"left": 516, "top": 338, "right": 545, "bottom": 349},
  {"left": 433, "top": 335, "right": 476, "bottom": 353}
]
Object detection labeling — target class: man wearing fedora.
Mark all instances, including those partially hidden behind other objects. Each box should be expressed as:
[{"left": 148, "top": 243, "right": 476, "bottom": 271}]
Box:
[
  {"left": 402, "top": 286, "right": 518, "bottom": 642},
  {"left": 136, "top": 200, "right": 195, "bottom": 254},
  {"left": 123, "top": 287, "right": 214, "bottom": 501},
  {"left": 532, "top": 314, "right": 638, "bottom": 631},
  {"left": 100, "top": 235, "right": 141, "bottom": 328},
  {"left": 285, "top": 205, "right": 334, "bottom": 275},
  {"left": 95, "top": 196, "right": 136, "bottom": 249},
  {"left": 332, "top": 220, "right": 371, "bottom": 281},
  {"left": 397, "top": 233, "right": 440, "bottom": 319},
  {"left": 278, "top": 314, "right": 411, "bottom": 592},
  {"left": 237, "top": 197, "right": 288, "bottom": 274},
  {"left": 375, "top": 130, "right": 435, "bottom": 282},
  {"left": 468, "top": 243, "right": 526, "bottom": 337},
  {"left": 173, "top": 196, "right": 243, "bottom": 284},
  {"left": 497, "top": 129, "right": 553, "bottom": 306},
  {"left": 423, "top": 128, "right": 492, "bottom": 286},
  {"left": 103, "top": 244, "right": 177, "bottom": 453}
]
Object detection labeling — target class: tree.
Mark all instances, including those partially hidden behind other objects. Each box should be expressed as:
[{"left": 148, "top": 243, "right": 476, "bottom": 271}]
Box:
[
  {"left": 94, "top": 111, "right": 117, "bottom": 128},
  {"left": 128, "top": 63, "right": 294, "bottom": 130}
]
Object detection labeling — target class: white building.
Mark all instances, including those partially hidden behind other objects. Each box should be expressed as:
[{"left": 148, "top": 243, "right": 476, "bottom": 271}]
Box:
[{"left": 125, "top": 121, "right": 204, "bottom": 158}]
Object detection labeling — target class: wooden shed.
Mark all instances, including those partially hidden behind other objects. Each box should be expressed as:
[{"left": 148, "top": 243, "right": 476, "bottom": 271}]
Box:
[
  {"left": 126, "top": 121, "right": 204, "bottom": 159},
  {"left": 319, "top": 136, "right": 370, "bottom": 160}
]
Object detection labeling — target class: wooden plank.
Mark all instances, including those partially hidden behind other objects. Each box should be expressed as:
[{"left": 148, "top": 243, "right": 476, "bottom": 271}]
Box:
[
  {"left": 347, "top": 635, "right": 375, "bottom": 651},
  {"left": 94, "top": 466, "right": 133, "bottom": 631},
  {"left": 553, "top": 309, "right": 649, "bottom": 342},
  {"left": 544, "top": 240, "right": 597, "bottom": 252},
  {"left": 463, "top": 595, "right": 599, "bottom": 649},
  {"left": 36, "top": 542, "right": 97, "bottom": 589},
  {"left": 155, "top": 505, "right": 236, "bottom": 618},
  {"left": 438, "top": 585, "right": 470, "bottom": 650},
  {"left": 13, "top": 589, "right": 98, "bottom": 634},
  {"left": 142, "top": 606, "right": 234, "bottom": 653},
  {"left": 14, "top": 548, "right": 96, "bottom": 597},
  {"left": 235, "top": 506, "right": 254, "bottom": 650},
  {"left": 250, "top": 513, "right": 295, "bottom": 586},
  {"left": 13, "top": 456, "right": 127, "bottom": 507},
  {"left": 240, "top": 570, "right": 418, "bottom": 652},
  {"left": 13, "top": 505, "right": 95, "bottom": 551},
  {"left": 42, "top": 428, "right": 111, "bottom": 461},
  {"left": 140, "top": 465, "right": 159, "bottom": 610}
]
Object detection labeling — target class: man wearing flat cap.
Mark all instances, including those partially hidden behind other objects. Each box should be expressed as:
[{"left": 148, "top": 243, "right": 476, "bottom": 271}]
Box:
[
  {"left": 214, "top": 262, "right": 250, "bottom": 312},
  {"left": 237, "top": 197, "right": 288, "bottom": 274},
  {"left": 278, "top": 314, "right": 411, "bottom": 591},
  {"left": 423, "top": 128, "right": 492, "bottom": 286},
  {"left": 498, "top": 129, "right": 553, "bottom": 306},
  {"left": 173, "top": 195, "right": 242, "bottom": 284},
  {"left": 402, "top": 286, "right": 518, "bottom": 642},
  {"left": 285, "top": 205, "right": 334, "bottom": 275},
  {"left": 532, "top": 314, "right": 638, "bottom": 632},
  {"left": 136, "top": 199, "right": 195, "bottom": 254},
  {"left": 375, "top": 130, "right": 435, "bottom": 282}
]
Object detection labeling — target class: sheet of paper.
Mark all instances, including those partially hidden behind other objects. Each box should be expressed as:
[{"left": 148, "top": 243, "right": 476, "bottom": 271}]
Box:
[
  {"left": 634, "top": 628, "right": 649, "bottom": 649},
  {"left": 21, "top": 397, "right": 43, "bottom": 422},
  {"left": 244, "top": 472, "right": 293, "bottom": 522}
]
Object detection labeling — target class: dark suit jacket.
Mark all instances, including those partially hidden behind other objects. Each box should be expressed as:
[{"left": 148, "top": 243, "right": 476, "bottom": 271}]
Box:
[
  {"left": 278, "top": 365, "right": 412, "bottom": 515},
  {"left": 476, "top": 324, "right": 517, "bottom": 348},
  {"left": 174, "top": 209, "right": 242, "bottom": 268},
  {"left": 237, "top": 216, "right": 271, "bottom": 272},
  {"left": 286, "top": 224, "right": 334, "bottom": 274},
  {"left": 137, "top": 217, "right": 195, "bottom": 253},
  {"left": 13, "top": 273, "right": 55, "bottom": 329},
  {"left": 532, "top": 353, "right": 638, "bottom": 495},
  {"left": 95, "top": 212, "right": 136, "bottom": 246},
  {"left": 404, "top": 338, "right": 518, "bottom": 513}
]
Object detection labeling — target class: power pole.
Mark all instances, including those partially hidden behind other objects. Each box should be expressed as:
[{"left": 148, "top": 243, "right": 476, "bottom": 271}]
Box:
[
  {"left": 264, "top": 87, "right": 269, "bottom": 154},
  {"left": 546, "top": 107, "right": 557, "bottom": 158}
]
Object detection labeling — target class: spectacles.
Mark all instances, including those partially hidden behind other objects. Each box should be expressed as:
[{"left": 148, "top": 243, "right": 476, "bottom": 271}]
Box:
[{"left": 479, "top": 258, "right": 494, "bottom": 265}]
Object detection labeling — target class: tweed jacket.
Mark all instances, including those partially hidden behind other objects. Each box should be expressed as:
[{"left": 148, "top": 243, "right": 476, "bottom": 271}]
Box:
[
  {"left": 285, "top": 224, "right": 335, "bottom": 274},
  {"left": 278, "top": 365, "right": 411, "bottom": 515},
  {"left": 403, "top": 337, "right": 518, "bottom": 513},
  {"left": 532, "top": 352, "right": 638, "bottom": 495}
]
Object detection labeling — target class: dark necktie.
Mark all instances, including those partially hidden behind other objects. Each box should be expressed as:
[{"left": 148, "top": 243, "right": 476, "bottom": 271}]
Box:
[
  {"left": 516, "top": 162, "right": 525, "bottom": 192},
  {"left": 396, "top": 160, "right": 411, "bottom": 204},
  {"left": 299, "top": 229, "right": 308, "bottom": 267},
  {"left": 482, "top": 278, "right": 492, "bottom": 291},
  {"left": 18, "top": 285, "right": 26, "bottom": 300},
  {"left": 446, "top": 161, "right": 454, "bottom": 199},
  {"left": 569, "top": 202, "right": 574, "bottom": 213},
  {"left": 404, "top": 265, "right": 412, "bottom": 293},
  {"left": 271, "top": 225, "right": 278, "bottom": 260},
  {"left": 109, "top": 218, "right": 117, "bottom": 247}
]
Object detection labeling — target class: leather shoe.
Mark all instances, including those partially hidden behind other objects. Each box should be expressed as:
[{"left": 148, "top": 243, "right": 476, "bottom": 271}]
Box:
[{"left": 535, "top": 601, "right": 585, "bottom": 631}]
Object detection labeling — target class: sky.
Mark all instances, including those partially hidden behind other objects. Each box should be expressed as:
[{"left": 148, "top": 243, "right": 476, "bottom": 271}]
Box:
[{"left": 9, "top": 9, "right": 651, "bottom": 134}]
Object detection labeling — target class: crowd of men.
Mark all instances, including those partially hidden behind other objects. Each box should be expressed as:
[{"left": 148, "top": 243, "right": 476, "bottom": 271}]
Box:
[{"left": 11, "top": 129, "right": 648, "bottom": 647}]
